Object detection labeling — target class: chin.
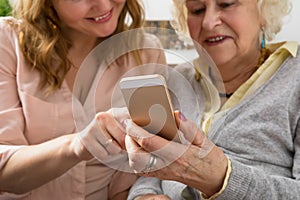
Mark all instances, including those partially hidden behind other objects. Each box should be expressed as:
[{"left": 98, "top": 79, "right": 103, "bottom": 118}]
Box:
[
  {"left": 99, "top": 30, "right": 116, "bottom": 38},
  {"left": 99, "top": 23, "right": 118, "bottom": 37}
]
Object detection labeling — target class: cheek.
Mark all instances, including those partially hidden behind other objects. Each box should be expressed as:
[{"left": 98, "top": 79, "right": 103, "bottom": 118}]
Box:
[
  {"left": 54, "top": 4, "right": 88, "bottom": 23},
  {"left": 187, "top": 17, "right": 202, "bottom": 42},
  {"left": 114, "top": 0, "right": 126, "bottom": 3},
  {"left": 231, "top": 20, "right": 260, "bottom": 46},
  {"left": 61, "top": 9, "right": 86, "bottom": 24},
  {"left": 224, "top": 10, "right": 261, "bottom": 42}
]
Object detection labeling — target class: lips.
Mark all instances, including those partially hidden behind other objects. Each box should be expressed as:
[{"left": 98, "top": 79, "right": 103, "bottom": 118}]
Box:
[
  {"left": 94, "top": 11, "right": 111, "bottom": 21},
  {"left": 205, "top": 35, "right": 228, "bottom": 43},
  {"left": 89, "top": 8, "right": 113, "bottom": 23}
]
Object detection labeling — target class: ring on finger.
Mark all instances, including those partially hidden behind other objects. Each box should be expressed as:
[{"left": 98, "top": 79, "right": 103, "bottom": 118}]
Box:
[
  {"left": 141, "top": 154, "right": 157, "bottom": 174},
  {"left": 103, "top": 139, "right": 113, "bottom": 149}
]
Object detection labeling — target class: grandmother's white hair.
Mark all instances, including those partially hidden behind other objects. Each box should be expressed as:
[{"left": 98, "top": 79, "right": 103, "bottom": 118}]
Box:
[{"left": 171, "top": 0, "right": 291, "bottom": 41}]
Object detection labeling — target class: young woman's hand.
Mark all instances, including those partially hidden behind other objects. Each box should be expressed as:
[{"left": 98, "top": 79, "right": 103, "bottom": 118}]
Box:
[{"left": 73, "top": 107, "right": 130, "bottom": 161}]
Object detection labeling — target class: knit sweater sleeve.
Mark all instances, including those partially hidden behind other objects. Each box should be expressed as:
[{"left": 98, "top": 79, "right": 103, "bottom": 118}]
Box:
[
  {"left": 218, "top": 154, "right": 300, "bottom": 200},
  {"left": 127, "top": 177, "right": 163, "bottom": 200}
]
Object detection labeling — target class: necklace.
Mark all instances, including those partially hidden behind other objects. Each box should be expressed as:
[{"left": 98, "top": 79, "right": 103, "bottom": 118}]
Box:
[
  {"left": 219, "top": 92, "right": 233, "bottom": 98},
  {"left": 257, "top": 47, "right": 271, "bottom": 68}
]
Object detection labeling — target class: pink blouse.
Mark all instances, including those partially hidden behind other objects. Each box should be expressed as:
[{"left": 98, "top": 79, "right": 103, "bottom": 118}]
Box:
[{"left": 0, "top": 17, "right": 167, "bottom": 199}]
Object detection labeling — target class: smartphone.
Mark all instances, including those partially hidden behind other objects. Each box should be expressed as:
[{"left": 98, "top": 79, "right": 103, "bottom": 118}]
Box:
[{"left": 119, "top": 74, "right": 180, "bottom": 142}]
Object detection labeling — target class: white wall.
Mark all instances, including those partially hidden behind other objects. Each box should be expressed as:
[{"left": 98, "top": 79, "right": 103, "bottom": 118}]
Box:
[
  {"left": 142, "top": 0, "right": 300, "bottom": 44},
  {"left": 272, "top": 0, "right": 300, "bottom": 43},
  {"left": 141, "top": 0, "right": 173, "bottom": 20}
]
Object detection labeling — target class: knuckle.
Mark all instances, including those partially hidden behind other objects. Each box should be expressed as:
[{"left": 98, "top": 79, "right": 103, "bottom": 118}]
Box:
[
  {"left": 95, "top": 112, "right": 107, "bottom": 120},
  {"left": 139, "top": 137, "right": 150, "bottom": 148}
]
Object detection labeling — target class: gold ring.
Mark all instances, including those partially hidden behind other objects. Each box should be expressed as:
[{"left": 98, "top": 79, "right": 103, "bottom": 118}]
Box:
[{"left": 103, "top": 139, "right": 113, "bottom": 149}]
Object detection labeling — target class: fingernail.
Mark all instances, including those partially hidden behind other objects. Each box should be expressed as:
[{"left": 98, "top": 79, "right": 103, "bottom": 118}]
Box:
[
  {"left": 178, "top": 111, "right": 187, "bottom": 121},
  {"left": 122, "top": 119, "right": 129, "bottom": 128}
]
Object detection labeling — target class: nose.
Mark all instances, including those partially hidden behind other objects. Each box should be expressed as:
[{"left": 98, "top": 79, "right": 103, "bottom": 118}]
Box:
[{"left": 202, "top": 7, "right": 221, "bottom": 31}]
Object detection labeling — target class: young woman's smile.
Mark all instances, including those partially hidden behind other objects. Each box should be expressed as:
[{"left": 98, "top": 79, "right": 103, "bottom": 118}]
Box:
[
  {"left": 87, "top": 8, "right": 114, "bottom": 23},
  {"left": 52, "top": 0, "right": 126, "bottom": 39}
]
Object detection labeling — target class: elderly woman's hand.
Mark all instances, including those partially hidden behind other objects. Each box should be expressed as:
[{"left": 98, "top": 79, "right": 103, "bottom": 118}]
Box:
[{"left": 124, "top": 111, "right": 229, "bottom": 197}]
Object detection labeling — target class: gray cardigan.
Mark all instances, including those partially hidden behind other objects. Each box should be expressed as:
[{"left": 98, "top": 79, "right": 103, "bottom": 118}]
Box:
[{"left": 127, "top": 47, "right": 300, "bottom": 200}]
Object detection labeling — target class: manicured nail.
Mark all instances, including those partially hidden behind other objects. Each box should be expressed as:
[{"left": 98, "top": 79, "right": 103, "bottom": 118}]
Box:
[
  {"left": 178, "top": 111, "right": 187, "bottom": 121},
  {"left": 122, "top": 119, "right": 129, "bottom": 128}
]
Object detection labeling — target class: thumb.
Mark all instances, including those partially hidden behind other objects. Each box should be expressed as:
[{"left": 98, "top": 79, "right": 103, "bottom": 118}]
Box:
[
  {"left": 174, "top": 111, "right": 215, "bottom": 158},
  {"left": 174, "top": 111, "right": 205, "bottom": 146}
]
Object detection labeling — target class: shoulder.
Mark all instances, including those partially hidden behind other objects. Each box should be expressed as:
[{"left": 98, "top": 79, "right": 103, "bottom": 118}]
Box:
[
  {"left": 172, "top": 60, "right": 204, "bottom": 96},
  {"left": 173, "top": 61, "right": 197, "bottom": 81},
  {"left": 0, "top": 16, "right": 20, "bottom": 32},
  {"left": 0, "top": 17, "right": 21, "bottom": 75},
  {"left": 283, "top": 45, "right": 300, "bottom": 75},
  {"left": 174, "top": 60, "right": 207, "bottom": 93},
  {"left": 0, "top": 16, "right": 20, "bottom": 44},
  {"left": 292, "top": 45, "right": 300, "bottom": 62}
]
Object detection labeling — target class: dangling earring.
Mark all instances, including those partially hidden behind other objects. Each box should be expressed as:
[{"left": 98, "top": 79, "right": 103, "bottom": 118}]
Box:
[
  {"left": 47, "top": 19, "right": 57, "bottom": 30},
  {"left": 257, "top": 27, "right": 270, "bottom": 67},
  {"left": 47, "top": 7, "right": 57, "bottom": 30},
  {"left": 261, "top": 28, "right": 266, "bottom": 49}
]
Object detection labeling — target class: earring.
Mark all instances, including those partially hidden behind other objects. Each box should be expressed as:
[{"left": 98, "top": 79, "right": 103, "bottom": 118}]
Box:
[
  {"left": 261, "top": 28, "right": 266, "bottom": 49},
  {"left": 46, "top": 7, "right": 58, "bottom": 30},
  {"left": 257, "top": 27, "right": 270, "bottom": 67},
  {"left": 50, "top": 21, "right": 57, "bottom": 30}
]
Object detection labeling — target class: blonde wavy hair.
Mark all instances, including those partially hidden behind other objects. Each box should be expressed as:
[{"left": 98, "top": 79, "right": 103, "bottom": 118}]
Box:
[
  {"left": 171, "top": 0, "right": 291, "bottom": 41},
  {"left": 11, "top": 0, "right": 144, "bottom": 94}
]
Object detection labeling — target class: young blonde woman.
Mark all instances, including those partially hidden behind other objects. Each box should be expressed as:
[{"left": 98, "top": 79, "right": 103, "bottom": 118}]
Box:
[{"left": 0, "top": 0, "right": 166, "bottom": 199}]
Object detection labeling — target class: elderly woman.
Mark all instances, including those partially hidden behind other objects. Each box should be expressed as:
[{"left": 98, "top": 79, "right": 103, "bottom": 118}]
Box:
[{"left": 122, "top": 0, "right": 300, "bottom": 199}]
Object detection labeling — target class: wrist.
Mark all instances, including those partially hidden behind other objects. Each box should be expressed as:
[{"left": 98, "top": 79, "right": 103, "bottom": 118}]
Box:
[
  {"left": 201, "top": 157, "right": 232, "bottom": 199},
  {"left": 69, "top": 134, "right": 93, "bottom": 161}
]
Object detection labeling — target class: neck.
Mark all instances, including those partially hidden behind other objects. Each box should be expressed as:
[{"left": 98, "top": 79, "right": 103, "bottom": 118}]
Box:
[
  {"left": 223, "top": 66, "right": 258, "bottom": 94},
  {"left": 214, "top": 51, "right": 263, "bottom": 94}
]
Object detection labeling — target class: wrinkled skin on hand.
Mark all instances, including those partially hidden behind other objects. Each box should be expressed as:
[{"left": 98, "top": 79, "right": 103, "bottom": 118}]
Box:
[{"left": 124, "top": 111, "right": 228, "bottom": 197}]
